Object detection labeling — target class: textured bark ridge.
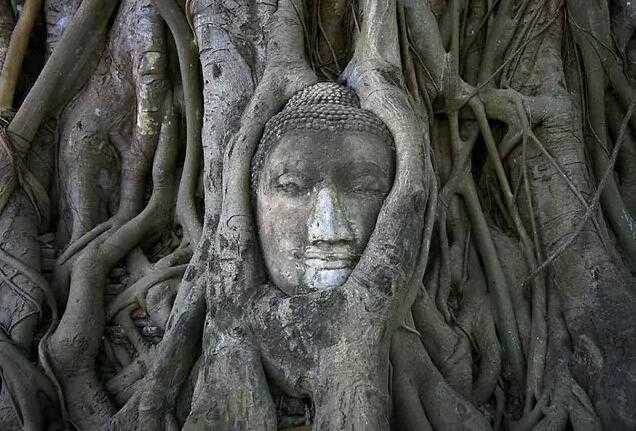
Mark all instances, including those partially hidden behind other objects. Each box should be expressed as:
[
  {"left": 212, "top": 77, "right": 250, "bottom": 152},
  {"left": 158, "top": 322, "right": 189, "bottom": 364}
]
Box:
[{"left": 0, "top": 0, "right": 635, "bottom": 430}]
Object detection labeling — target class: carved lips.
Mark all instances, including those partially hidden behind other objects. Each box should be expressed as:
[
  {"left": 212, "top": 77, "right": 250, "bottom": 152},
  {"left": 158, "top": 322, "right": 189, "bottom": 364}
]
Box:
[{"left": 302, "top": 247, "right": 359, "bottom": 289}]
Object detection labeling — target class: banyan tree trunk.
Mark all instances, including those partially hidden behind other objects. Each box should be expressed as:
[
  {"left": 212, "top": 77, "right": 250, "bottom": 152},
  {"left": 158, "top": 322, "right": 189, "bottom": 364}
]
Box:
[{"left": 0, "top": 0, "right": 634, "bottom": 430}]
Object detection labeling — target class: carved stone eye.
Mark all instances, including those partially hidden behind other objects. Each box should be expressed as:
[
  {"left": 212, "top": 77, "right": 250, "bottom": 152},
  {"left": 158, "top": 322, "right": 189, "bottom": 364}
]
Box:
[
  {"left": 350, "top": 175, "right": 387, "bottom": 194},
  {"left": 275, "top": 173, "right": 309, "bottom": 195}
]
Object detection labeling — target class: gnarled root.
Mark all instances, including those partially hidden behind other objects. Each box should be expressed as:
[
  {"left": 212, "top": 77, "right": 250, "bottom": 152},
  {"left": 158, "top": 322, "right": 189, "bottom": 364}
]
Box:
[
  {"left": 48, "top": 90, "right": 178, "bottom": 429},
  {"left": 390, "top": 327, "right": 492, "bottom": 431}
]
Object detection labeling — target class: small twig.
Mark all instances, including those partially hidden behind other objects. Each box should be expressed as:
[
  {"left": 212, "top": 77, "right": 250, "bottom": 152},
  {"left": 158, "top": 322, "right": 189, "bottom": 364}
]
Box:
[
  {"left": 522, "top": 130, "right": 547, "bottom": 412},
  {"left": 528, "top": 131, "right": 591, "bottom": 210},
  {"left": 461, "top": 0, "right": 503, "bottom": 60},
  {"left": 408, "top": 40, "right": 441, "bottom": 96},
  {"left": 568, "top": 15, "right": 620, "bottom": 62},
  {"left": 316, "top": 0, "right": 341, "bottom": 74},
  {"left": 463, "top": 4, "right": 562, "bottom": 107},
  {"left": 56, "top": 219, "right": 113, "bottom": 265}
]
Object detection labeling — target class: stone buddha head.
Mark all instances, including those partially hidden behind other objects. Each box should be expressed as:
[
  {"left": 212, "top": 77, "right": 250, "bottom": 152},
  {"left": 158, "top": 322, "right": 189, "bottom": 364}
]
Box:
[{"left": 252, "top": 82, "right": 395, "bottom": 295}]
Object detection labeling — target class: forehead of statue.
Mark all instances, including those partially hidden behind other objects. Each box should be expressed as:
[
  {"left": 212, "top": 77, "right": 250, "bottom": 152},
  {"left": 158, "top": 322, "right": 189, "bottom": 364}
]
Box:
[{"left": 259, "top": 129, "right": 395, "bottom": 185}]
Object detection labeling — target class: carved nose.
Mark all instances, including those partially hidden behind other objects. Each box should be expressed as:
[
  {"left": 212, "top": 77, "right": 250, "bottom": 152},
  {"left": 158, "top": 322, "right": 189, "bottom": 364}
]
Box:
[{"left": 307, "top": 187, "right": 354, "bottom": 246}]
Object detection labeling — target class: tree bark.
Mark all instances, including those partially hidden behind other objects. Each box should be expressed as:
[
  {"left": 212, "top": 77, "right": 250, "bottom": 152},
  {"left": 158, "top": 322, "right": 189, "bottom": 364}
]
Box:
[{"left": 0, "top": 1, "right": 634, "bottom": 430}]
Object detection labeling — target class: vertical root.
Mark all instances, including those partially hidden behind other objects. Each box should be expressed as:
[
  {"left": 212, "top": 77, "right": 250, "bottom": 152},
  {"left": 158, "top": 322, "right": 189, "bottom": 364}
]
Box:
[
  {"left": 0, "top": 0, "right": 41, "bottom": 110},
  {"left": 151, "top": 0, "right": 203, "bottom": 243},
  {"left": 469, "top": 97, "right": 550, "bottom": 408},
  {"left": 461, "top": 177, "right": 526, "bottom": 387}
]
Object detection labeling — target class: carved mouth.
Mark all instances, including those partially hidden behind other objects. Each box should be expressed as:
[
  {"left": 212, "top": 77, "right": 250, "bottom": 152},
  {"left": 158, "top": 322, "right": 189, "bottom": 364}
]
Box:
[
  {"left": 303, "top": 247, "right": 358, "bottom": 269},
  {"left": 303, "top": 257, "right": 354, "bottom": 270},
  {"left": 301, "top": 249, "right": 359, "bottom": 290}
]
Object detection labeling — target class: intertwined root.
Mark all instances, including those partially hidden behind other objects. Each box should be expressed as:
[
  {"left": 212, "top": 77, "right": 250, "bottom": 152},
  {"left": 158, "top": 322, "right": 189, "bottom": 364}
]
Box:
[{"left": 0, "top": 0, "right": 634, "bottom": 430}]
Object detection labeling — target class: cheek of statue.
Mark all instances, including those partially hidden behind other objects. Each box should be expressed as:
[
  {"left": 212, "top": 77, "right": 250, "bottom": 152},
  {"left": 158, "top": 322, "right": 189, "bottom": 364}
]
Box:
[{"left": 255, "top": 131, "right": 394, "bottom": 295}]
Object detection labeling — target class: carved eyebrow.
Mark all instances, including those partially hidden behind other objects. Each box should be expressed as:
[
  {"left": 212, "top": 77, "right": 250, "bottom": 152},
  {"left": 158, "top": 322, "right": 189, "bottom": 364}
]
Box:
[
  {"left": 344, "top": 161, "right": 391, "bottom": 178},
  {"left": 265, "top": 159, "right": 316, "bottom": 185},
  {"left": 268, "top": 159, "right": 305, "bottom": 174}
]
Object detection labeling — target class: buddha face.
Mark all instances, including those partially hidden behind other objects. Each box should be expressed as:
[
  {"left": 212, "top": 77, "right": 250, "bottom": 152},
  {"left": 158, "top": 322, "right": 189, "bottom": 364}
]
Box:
[{"left": 255, "top": 129, "right": 395, "bottom": 295}]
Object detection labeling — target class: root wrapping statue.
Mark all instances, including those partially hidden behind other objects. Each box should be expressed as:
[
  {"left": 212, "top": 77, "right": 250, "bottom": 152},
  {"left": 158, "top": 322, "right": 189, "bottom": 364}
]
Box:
[{"left": 182, "top": 74, "right": 435, "bottom": 427}]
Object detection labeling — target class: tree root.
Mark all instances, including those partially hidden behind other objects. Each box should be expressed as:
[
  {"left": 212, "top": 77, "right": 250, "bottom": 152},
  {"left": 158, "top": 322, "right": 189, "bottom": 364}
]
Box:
[
  {"left": 47, "top": 91, "right": 178, "bottom": 429},
  {"left": 6, "top": 0, "right": 120, "bottom": 156},
  {"left": 412, "top": 285, "right": 473, "bottom": 397},
  {"left": 0, "top": 0, "right": 40, "bottom": 110},
  {"left": 0, "top": 0, "right": 630, "bottom": 429},
  {"left": 0, "top": 328, "right": 60, "bottom": 431},
  {"left": 519, "top": 99, "right": 635, "bottom": 287},
  {"left": 151, "top": 0, "right": 203, "bottom": 243},
  {"left": 391, "top": 328, "right": 492, "bottom": 431},
  {"left": 106, "top": 265, "right": 187, "bottom": 321}
]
